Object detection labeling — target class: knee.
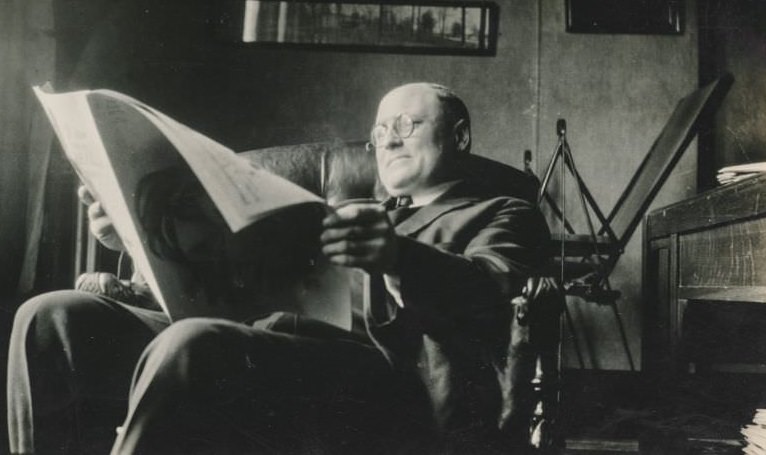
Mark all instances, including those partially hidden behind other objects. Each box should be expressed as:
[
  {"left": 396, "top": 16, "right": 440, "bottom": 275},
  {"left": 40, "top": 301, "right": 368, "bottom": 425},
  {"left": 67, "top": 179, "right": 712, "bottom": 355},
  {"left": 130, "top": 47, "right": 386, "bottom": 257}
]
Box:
[
  {"left": 150, "top": 318, "right": 223, "bottom": 353},
  {"left": 8, "top": 291, "right": 118, "bottom": 377},
  {"left": 138, "top": 319, "right": 244, "bottom": 386},
  {"left": 12, "top": 290, "right": 103, "bottom": 340}
]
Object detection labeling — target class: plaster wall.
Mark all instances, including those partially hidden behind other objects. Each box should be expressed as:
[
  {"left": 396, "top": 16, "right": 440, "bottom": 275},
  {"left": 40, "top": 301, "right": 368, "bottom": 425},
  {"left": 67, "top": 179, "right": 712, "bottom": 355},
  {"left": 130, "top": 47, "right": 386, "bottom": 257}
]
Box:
[
  {"left": 701, "top": 0, "right": 766, "bottom": 173},
  {"left": 537, "top": 0, "right": 698, "bottom": 369}
]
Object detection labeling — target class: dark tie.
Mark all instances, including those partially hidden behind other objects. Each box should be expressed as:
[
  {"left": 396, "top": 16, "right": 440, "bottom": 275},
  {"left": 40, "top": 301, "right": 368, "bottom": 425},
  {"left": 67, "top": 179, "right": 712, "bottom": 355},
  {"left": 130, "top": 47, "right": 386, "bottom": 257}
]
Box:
[
  {"left": 394, "top": 195, "right": 412, "bottom": 208},
  {"left": 388, "top": 196, "right": 416, "bottom": 225}
]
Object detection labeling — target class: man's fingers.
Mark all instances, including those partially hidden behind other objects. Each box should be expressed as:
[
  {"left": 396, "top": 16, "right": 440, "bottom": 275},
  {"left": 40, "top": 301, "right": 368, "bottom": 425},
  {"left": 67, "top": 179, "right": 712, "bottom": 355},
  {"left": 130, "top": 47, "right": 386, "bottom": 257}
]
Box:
[
  {"left": 87, "top": 201, "right": 106, "bottom": 219},
  {"left": 77, "top": 185, "right": 95, "bottom": 206},
  {"left": 322, "top": 203, "right": 386, "bottom": 228},
  {"left": 321, "top": 238, "right": 385, "bottom": 257},
  {"left": 320, "top": 222, "right": 388, "bottom": 244},
  {"left": 79, "top": 188, "right": 125, "bottom": 251},
  {"left": 89, "top": 216, "right": 116, "bottom": 239},
  {"left": 320, "top": 202, "right": 399, "bottom": 272}
]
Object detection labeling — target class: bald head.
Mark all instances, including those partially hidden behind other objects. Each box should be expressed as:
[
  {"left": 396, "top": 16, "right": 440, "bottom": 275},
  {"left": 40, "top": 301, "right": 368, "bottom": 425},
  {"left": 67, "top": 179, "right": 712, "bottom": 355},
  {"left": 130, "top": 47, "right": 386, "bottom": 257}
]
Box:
[
  {"left": 373, "top": 83, "right": 472, "bottom": 197},
  {"left": 377, "top": 83, "right": 471, "bottom": 147}
]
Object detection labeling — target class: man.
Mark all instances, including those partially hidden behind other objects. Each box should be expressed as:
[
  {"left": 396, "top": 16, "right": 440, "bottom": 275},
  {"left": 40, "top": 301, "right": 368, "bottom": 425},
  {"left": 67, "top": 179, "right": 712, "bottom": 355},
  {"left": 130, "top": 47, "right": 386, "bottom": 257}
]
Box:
[{"left": 8, "top": 82, "right": 549, "bottom": 454}]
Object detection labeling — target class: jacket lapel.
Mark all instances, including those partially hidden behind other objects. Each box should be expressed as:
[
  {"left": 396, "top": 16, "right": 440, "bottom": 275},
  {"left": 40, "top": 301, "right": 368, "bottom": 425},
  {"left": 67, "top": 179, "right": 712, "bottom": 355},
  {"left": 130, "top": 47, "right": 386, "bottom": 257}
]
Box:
[{"left": 394, "top": 181, "right": 480, "bottom": 236}]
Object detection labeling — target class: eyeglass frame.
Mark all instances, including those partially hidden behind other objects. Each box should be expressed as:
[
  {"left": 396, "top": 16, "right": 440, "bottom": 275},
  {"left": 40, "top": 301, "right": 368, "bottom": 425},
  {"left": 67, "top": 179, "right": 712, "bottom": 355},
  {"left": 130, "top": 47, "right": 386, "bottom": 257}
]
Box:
[{"left": 368, "top": 113, "right": 433, "bottom": 149}]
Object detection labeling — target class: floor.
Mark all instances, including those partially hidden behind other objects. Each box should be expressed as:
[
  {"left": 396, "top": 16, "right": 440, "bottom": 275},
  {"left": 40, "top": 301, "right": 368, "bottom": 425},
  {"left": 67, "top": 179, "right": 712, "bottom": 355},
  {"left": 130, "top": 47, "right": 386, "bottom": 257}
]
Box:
[
  {"left": 556, "top": 369, "right": 763, "bottom": 454},
  {"left": 564, "top": 437, "right": 742, "bottom": 454},
  {"left": 0, "top": 305, "right": 759, "bottom": 454}
]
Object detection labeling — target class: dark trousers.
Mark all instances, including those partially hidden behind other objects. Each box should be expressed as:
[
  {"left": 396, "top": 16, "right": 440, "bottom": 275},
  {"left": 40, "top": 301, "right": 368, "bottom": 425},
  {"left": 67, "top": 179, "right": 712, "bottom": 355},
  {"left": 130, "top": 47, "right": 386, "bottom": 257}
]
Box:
[
  {"left": 7, "top": 291, "right": 434, "bottom": 454},
  {"left": 8, "top": 291, "right": 169, "bottom": 455}
]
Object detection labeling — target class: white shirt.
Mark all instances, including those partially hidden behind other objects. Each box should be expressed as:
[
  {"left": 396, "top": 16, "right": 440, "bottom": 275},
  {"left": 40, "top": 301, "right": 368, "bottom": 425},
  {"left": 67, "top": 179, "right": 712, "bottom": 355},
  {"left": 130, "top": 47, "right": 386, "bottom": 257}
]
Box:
[{"left": 384, "top": 180, "right": 461, "bottom": 307}]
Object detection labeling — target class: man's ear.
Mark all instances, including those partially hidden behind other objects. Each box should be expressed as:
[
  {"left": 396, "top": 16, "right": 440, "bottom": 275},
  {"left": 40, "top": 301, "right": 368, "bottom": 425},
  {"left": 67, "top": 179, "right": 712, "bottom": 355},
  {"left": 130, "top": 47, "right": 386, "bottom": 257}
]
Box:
[{"left": 453, "top": 119, "right": 471, "bottom": 154}]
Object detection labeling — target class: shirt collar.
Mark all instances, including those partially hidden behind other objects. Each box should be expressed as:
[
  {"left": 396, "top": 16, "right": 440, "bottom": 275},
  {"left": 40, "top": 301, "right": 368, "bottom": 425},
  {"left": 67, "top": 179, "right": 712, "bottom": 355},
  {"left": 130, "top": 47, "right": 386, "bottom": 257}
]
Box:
[{"left": 410, "top": 180, "right": 461, "bottom": 207}]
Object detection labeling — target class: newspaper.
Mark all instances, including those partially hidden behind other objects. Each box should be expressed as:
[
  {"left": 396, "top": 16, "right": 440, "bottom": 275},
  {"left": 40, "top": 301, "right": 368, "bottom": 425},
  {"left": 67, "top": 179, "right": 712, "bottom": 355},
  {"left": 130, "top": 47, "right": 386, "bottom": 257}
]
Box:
[
  {"left": 33, "top": 87, "right": 352, "bottom": 329},
  {"left": 717, "top": 162, "right": 766, "bottom": 186}
]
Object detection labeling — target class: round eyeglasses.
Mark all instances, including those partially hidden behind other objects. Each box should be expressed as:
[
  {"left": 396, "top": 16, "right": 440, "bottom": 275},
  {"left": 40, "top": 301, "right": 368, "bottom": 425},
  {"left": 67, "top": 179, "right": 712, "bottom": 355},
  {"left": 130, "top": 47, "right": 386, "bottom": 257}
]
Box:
[{"left": 369, "top": 113, "right": 417, "bottom": 148}]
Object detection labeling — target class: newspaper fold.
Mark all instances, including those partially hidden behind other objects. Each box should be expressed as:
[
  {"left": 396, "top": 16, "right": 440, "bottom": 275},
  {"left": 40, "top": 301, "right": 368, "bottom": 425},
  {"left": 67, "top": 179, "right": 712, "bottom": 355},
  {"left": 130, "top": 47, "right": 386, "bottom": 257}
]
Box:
[{"left": 34, "top": 87, "right": 352, "bottom": 329}]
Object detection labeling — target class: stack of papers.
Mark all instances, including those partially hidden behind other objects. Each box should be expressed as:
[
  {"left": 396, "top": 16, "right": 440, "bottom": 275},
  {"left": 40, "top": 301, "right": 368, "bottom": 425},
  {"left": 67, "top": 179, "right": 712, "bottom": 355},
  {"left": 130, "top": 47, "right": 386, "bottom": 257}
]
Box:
[
  {"left": 717, "top": 162, "right": 766, "bottom": 185},
  {"left": 742, "top": 409, "right": 766, "bottom": 454}
]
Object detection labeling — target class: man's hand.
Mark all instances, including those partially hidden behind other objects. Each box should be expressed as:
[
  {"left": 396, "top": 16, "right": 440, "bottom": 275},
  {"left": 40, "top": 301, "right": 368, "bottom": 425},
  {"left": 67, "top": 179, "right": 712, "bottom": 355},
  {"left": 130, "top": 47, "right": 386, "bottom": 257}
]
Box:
[
  {"left": 77, "top": 185, "right": 125, "bottom": 251},
  {"left": 320, "top": 202, "right": 399, "bottom": 273}
]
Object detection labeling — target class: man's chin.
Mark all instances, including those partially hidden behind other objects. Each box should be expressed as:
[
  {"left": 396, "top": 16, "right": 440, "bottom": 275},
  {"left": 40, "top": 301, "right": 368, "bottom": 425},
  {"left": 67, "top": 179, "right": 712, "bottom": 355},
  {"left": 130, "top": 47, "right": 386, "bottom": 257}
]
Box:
[
  {"left": 381, "top": 178, "right": 416, "bottom": 197},
  {"left": 380, "top": 169, "right": 416, "bottom": 196}
]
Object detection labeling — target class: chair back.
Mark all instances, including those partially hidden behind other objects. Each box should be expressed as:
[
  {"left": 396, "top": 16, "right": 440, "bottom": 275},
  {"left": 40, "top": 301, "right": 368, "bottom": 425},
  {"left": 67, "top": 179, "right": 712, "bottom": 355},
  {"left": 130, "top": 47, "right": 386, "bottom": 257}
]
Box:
[{"left": 239, "top": 141, "right": 539, "bottom": 205}]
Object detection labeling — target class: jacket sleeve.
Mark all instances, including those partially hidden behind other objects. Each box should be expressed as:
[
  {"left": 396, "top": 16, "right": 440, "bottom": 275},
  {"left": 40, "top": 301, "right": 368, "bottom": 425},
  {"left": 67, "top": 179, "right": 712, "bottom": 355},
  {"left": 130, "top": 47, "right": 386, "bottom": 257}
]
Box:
[{"left": 394, "top": 199, "right": 550, "bottom": 340}]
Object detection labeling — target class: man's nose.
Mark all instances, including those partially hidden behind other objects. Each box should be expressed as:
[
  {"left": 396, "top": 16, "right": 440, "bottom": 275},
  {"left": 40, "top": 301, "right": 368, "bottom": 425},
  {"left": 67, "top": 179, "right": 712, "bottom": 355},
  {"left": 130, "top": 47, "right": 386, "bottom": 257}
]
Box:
[{"left": 380, "top": 127, "right": 403, "bottom": 148}]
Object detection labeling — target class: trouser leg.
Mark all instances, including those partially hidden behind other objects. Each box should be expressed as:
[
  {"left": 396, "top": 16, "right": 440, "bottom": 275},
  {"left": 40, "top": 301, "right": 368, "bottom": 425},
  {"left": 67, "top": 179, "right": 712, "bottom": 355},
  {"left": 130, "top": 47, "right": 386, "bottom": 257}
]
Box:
[
  {"left": 112, "top": 317, "right": 434, "bottom": 455},
  {"left": 7, "top": 290, "right": 169, "bottom": 455}
]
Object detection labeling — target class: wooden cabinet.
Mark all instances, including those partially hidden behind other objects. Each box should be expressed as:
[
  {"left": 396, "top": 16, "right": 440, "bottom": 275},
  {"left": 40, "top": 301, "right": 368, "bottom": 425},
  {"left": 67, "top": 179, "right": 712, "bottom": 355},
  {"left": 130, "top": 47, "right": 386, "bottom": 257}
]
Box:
[{"left": 643, "top": 174, "right": 766, "bottom": 375}]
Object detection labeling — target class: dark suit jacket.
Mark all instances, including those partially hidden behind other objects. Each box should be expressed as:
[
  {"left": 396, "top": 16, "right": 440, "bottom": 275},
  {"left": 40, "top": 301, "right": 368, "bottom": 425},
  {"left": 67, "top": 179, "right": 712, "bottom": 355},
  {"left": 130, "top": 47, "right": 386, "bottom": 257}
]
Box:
[{"left": 366, "top": 178, "right": 550, "bottom": 450}]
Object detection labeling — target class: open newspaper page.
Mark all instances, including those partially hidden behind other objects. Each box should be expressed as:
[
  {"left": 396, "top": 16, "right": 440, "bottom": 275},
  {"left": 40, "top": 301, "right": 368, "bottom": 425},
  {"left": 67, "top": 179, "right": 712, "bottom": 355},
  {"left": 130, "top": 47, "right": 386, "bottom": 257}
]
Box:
[{"left": 33, "top": 87, "right": 352, "bottom": 329}]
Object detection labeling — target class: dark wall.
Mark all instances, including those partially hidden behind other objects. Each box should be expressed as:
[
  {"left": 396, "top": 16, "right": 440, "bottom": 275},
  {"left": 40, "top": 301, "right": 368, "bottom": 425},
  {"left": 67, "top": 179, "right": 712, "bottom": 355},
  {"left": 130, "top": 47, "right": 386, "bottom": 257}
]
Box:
[
  {"left": 699, "top": 0, "right": 766, "bottom": 186},
  {"left": 70, "top": 0, "right": 540, "bottom": 163}
]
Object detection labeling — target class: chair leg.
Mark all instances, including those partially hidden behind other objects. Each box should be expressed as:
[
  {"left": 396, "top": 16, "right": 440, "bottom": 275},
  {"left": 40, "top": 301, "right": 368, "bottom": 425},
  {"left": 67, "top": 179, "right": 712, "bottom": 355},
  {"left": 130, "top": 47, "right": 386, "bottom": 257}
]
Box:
[{"left": 530, "top": 307, "right": 565, "bottom": 453}]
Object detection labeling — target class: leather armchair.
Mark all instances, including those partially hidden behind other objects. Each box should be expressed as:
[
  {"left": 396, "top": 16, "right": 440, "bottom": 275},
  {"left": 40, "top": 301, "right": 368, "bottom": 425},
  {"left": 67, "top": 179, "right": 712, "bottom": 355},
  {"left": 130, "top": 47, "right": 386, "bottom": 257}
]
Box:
[{"left": 239, "top": 142, "right": 565, "bottom": 452}]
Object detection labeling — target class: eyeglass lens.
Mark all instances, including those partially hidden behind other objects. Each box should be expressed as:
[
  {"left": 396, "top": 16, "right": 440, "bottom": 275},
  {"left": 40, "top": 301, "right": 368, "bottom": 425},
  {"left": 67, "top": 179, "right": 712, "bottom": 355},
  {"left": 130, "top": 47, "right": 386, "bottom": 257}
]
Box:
[{"left": 371, "top": 114, "right": 414, "bottom": 146}]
